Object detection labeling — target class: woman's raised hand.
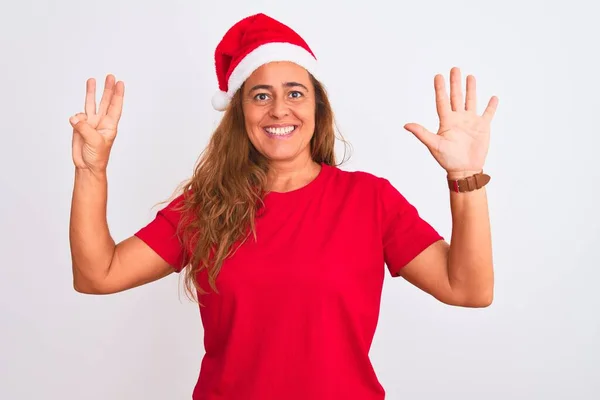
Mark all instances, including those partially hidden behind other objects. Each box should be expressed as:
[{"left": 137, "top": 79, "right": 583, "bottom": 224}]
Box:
[{"left": 70, "top": 74, "right": 125, "bottom": 173}]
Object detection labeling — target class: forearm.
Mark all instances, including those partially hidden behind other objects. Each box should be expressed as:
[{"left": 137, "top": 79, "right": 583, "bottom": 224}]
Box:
[
  {"left": 447, "top": 186, "right": 494, "bottom": 306},
  {"left": 69, "top": 168, "right": 115, "bottom": 286}
]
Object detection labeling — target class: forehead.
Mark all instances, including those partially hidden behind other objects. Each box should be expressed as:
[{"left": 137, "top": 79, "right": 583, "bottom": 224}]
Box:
[{"left": 245, "top": 61, "right": 311, "bottom": 85}]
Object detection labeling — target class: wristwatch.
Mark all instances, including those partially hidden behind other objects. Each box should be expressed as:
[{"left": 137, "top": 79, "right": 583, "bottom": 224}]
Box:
[{"left": 448, "top": 172, "right": 491, "bottom": 193}]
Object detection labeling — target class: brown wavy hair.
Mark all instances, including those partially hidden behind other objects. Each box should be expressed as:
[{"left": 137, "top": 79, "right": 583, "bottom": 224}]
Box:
[{"left": 171, "top": 74, "right": 349, "bottom": 303}]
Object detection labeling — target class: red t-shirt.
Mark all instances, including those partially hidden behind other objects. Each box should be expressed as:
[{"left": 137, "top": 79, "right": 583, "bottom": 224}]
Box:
[{"left": 135, "top": 163, "right": 443, "bottom": 399}]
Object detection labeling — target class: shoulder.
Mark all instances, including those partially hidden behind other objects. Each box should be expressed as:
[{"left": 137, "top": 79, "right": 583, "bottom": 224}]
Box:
[
  {"left": 327, "top": 164, "right": 414, "bottom": 213},
  {"left": 326, "top": 163, "right": 398, "bottom": 195},
  {"left": 153, "top": 191, "right": 189, "bottom": 225},
  {"left": 327, "top": 163, "right": 386, "bottom": 184}
]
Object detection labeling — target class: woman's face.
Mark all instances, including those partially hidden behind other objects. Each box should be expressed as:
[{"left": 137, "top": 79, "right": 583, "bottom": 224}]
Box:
[{"left": 241, "top": 61, "right": 316, "bottom": 165}]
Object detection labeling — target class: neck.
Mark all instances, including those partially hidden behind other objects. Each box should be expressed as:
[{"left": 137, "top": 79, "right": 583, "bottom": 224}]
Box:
[{"left": 266, "top": 157, "right": 321, "bottom": 193}]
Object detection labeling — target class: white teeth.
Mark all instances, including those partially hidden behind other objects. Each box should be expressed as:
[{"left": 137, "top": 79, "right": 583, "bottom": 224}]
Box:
[{"left": 265, "top": 126, "right": 295, "bottom": 135}]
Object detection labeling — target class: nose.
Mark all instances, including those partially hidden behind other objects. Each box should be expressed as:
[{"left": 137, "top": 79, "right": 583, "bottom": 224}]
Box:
[{"left": 269, "top": 96, "right": 290, "bottom": 119}]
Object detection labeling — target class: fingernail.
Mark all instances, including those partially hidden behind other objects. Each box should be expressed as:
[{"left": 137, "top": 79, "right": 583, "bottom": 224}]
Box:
[{"left": 70, "top": 116, "right": 79, "bottom": 124}]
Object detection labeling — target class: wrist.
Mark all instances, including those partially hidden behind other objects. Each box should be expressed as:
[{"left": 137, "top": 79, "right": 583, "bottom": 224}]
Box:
[
  {"left": 446, "top": 169, "right": 483, "bottom": 180},
  {"left": 75, "top": 167, "right": 107, "bottom": 182},
  {"left": 446, "top": 170, "right": 490, "bottom": 193}
]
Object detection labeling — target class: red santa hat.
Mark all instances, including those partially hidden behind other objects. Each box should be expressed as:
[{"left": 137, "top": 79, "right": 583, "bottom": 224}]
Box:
[{"left": 211, "top": 13, "right": 320, "bottom": 111}]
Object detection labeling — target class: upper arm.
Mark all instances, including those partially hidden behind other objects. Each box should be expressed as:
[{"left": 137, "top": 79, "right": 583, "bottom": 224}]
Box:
[
  {"left": 75, "top": 195, "right": 187, "bottom": 295},
  {"left": 75, "top": 235, "right": 176, "bottom": 294},
  {"left": 396, "top": 239, "right": 457, "bottom": 305},
  {"left": 379, "top": 178, "right": 457, "bottom": 304}
]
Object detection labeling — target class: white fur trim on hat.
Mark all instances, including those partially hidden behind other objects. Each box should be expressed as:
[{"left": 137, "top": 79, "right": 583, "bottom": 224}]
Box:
[{"left": 212, "top": 42, "right": 319, "bottom": 111}]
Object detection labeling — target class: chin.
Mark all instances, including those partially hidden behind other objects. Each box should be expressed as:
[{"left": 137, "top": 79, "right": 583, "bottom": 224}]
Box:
[{"left": 262, "top": 148, "right": 305, "bottom": 162}]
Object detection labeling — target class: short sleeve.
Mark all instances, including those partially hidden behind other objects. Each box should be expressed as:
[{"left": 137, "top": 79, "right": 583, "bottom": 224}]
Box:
[
  {"left": 134, "top": 194, "right": 187, "bottom": 272},
  {"left": 379, "top": 179, "right": 444, "bottom": 277}
]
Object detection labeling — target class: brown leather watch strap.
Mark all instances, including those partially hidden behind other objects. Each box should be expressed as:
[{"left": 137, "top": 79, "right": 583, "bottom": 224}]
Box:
[{"left": 448, "top": 172, "right": 491, "bottom": 193}]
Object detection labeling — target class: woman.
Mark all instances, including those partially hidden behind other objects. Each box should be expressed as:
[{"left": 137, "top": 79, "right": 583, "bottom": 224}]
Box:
[{"left": 68, "top": 13, "right": 498, "bottom": 400}]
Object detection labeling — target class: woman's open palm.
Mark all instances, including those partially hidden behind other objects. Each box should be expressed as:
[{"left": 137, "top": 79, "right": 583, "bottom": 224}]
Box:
[
  {"left": 404, "top": 67, "right": 498, "bottom": 177},
  {"left": 70, "top": 74, "right": 125, "bottom": 173}
]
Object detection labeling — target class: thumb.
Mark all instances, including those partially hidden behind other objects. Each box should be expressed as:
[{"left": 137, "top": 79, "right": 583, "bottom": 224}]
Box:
[
  {"left": 404, "top": 123, "right": 439, "bottom": 151},
  {"left": 70, "top": 114, "right": 100, "bottom": 145}
]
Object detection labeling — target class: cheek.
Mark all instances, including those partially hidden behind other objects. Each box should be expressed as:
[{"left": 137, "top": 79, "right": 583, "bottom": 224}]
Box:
[
  {"left": 296, "top": 102, "right": 316, "bottom": 128},
  {"left": 243, "top": 107, "right": 265, "bottom": 130}
]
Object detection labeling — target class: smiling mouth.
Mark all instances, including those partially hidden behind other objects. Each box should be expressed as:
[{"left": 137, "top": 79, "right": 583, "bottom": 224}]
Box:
[{"left": 263, "top": 125, "right": 297, "bottom": 137}]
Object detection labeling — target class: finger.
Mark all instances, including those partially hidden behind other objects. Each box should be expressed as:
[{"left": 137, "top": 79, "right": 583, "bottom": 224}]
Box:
[
  {"left": 404, "top": 123, "right": 440, "bottom": 152},
  {"left": 71, "top": 112, "right": 87, "bottom": 124},
  {"left": 434, "top": 74, "right": 451, "bottom": 120},
  {"left": 450, "top": 67, "right": 464, "bottom": 112},
  {"left": 72, "top": 126, "right": 85, "bottom": 166},
  {"left": 71, "top": 112, "right": 88, "bottom": 148},
  {"left": 107, "top": 81, "right": 125, "bottom": 122},
  {"left": 482, "top": 96, "right": 499, "bottom": 121},
  {"left": 465, "top": 75, "right": 477, "bottom": 112},
  {"left": 85, "top": 78, "right": 97, "bottom": 116},
  {"left": 98, "top": 74, "right": 116, "bottom": 116},
  {"left": 70, "top": 113, "right": 101, "bottom": 145}
]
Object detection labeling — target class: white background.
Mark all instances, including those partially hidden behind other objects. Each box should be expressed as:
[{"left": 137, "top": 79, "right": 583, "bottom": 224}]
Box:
[{"left": 1, "top": 0, "right": 598, "bottom": 399}]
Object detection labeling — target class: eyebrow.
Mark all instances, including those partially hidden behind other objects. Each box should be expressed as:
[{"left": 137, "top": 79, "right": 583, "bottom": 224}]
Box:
[{"left": 248, "top": 82, "right": 309, "bottom": 93}]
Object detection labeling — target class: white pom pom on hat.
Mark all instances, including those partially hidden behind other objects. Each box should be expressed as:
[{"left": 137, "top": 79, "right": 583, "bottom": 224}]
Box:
[
  {"left": 210, "top": 13, "right": 320, "bottom": 111},
  {"left": 211, "top": 90, "right": 231, "bottom": 111}
]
